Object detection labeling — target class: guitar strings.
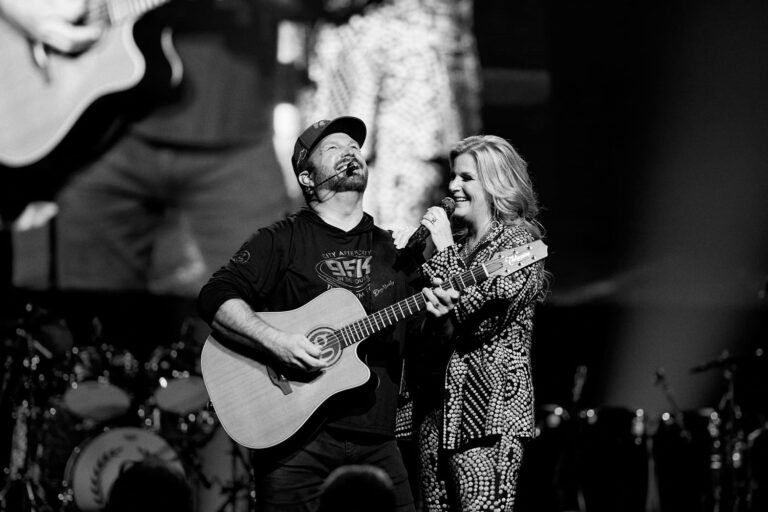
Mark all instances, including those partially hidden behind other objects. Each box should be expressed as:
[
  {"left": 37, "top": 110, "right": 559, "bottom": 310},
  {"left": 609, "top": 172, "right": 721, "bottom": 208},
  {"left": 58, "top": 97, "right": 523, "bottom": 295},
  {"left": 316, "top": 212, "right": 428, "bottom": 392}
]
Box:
[{"left": 314, "top": 245, "right": 542, "bottom": 354}]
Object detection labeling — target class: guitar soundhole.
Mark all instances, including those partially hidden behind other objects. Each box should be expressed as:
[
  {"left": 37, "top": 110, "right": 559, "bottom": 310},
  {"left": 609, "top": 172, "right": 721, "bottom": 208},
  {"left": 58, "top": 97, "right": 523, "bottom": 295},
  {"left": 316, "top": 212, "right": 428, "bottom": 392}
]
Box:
[{"left": 307, "top": 327, "right": 341, "bottom": 365}]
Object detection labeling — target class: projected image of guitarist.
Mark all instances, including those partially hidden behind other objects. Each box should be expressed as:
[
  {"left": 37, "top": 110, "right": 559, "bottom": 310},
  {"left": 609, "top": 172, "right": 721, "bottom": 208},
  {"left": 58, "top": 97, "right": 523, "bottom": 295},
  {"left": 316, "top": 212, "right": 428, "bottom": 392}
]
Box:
[
  {"left": 198, "top": 116, "right": 459, "bottom": 512},
  {"left": 0, "top": 0, "right": 306, "bottom": 298}
]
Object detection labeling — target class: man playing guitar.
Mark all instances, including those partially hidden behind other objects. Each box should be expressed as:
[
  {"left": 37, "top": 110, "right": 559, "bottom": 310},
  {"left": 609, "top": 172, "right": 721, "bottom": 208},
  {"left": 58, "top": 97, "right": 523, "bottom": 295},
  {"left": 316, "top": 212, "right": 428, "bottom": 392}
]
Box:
[{"left": 197, "top": 116, "right": 458, "bottom": 512}]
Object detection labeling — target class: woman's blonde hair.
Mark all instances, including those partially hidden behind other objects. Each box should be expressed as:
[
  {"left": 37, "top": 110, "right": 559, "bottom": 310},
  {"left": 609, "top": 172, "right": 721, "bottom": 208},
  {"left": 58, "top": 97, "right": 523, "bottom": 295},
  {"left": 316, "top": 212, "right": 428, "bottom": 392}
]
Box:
[{"left": 449, "top": 135, "right": 544, "bottom": 239}]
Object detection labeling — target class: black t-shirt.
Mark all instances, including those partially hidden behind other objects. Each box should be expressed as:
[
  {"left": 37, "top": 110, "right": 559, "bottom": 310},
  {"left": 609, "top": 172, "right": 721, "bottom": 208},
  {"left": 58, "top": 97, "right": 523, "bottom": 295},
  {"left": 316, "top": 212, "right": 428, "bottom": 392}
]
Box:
[{"left": 198, "top": 208, "right": 415, "bottom": 437}]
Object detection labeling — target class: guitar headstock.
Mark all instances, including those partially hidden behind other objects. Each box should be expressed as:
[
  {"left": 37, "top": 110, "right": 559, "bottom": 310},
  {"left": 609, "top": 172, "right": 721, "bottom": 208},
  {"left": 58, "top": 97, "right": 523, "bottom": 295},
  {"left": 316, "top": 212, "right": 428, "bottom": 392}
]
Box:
[{"left": 486, "top": 239, "right": 548, "bottom": 277}]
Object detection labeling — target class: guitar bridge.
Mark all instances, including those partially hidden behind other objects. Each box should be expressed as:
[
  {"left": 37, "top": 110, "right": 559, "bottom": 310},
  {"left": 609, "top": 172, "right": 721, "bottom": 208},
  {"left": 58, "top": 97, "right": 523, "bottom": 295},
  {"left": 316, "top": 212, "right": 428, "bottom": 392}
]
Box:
[{"left": 267, "top": 366, "right": 293, "bottom": 395}]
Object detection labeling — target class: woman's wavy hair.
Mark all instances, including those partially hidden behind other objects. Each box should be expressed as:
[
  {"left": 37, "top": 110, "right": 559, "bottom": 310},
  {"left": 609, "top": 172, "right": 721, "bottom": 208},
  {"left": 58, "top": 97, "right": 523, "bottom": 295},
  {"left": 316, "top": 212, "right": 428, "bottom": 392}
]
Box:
[{"left": 449, "top": 135, "right": 544, "bottom": 240}]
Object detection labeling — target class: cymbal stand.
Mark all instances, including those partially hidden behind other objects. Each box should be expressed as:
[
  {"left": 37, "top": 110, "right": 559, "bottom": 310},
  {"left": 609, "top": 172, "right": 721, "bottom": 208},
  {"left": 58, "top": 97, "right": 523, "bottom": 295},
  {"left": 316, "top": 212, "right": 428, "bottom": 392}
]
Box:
[
  {"left": 158, "top": 409, "right": 252, "bottom": 512},
  {"left": 141, "top": 403, "right": 215, "bottom": 495},
  {"left": 717, "top": 357, "right": 749, "bottom": 512},
  {"left": 554, "top": 365, "right": 588, "bottom": 512},
  {"left": 654, "top": 368, "right": 692, "bottom": 440},
  {"left": 214, "top": 436, "right": 253, "bottom": 512},
  {"left": 0, "top": 328, "right": 54, "bottom": 512}
]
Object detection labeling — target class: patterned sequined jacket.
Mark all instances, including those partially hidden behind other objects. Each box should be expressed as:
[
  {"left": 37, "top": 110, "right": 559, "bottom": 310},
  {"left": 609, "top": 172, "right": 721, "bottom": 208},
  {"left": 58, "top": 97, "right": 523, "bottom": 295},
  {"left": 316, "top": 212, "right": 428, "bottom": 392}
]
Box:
[{"left": 419, "top": 223, "right": 546, "bottom": 450}]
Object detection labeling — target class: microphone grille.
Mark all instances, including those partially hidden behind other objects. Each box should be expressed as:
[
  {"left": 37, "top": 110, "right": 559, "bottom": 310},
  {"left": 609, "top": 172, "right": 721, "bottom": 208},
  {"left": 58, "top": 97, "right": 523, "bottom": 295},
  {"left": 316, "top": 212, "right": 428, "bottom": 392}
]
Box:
[{"left": 441, "top": 197, "right": 456, "bottom": 215}]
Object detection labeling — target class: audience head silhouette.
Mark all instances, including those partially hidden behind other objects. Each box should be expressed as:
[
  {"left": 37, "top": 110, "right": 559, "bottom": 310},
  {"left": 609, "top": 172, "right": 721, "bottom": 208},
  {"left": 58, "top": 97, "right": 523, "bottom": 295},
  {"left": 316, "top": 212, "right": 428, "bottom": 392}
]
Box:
[
  {"left": 104, "top": 456, "right": 193, "bottom": 512},
  {"left": 317, "top": 464, "right": 396, "bottom": 512}
]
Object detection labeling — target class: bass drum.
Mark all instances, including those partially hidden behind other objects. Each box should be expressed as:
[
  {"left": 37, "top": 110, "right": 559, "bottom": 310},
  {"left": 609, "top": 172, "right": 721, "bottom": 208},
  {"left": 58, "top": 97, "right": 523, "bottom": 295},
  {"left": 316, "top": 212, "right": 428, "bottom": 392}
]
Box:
[{"left": 62, "top": 427, "right": 183, "bottom": 511}]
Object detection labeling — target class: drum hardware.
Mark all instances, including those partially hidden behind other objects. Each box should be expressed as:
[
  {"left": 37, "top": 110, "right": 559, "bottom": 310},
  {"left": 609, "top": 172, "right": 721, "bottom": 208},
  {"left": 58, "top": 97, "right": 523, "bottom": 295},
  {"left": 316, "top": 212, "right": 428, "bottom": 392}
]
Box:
[
  {"left": 517, "top": 366, "right": 589, "bottom": 512},
  {"left": 138, "top": 331, "right": 254, "bottom": 512},
  {"left": 139, "top": 399, "right": 216, "bottom": 488},
  {"left": 715, "top": 351, "right": 749, "bottom": 512},
  {"left": 689, "top": 348, "right": 765, "bottom": 375},
  {"left": 1, "top": 351, "right": 13, "bottom": 409},
  {"left": 213, "top": 429, "right": 255, "bottom": 512},
  {"left": 654, "top": 367, "right": 692, "bottom": 441},
  {"left": 654, "top": 365, "right": 737, "bottom": 512},
  {"left": 62, "top": 343, "right": 139, "bottom": 423},
  {"left": 0, "top": 326, "right": 58, "bottom": 512},
  {"left": 562, "top": 365, "right": 589, "bottom": 512},
  {"left": 137, "top": 398, "right": 252, "bottom": 512},
  {"left": 688, "top": 347, "right": 767, "bottom": 512},
  {"left": 142, "top": 335, "right": 218, "bottom": 448},
  {"left": 520, "top": 363, "right": 652, "bottom": 512},
  {"left": 1, "top": 307, "right": 256, "bottom": 511},
  {"left": 145, "top": 339, "right": 209, "bottom": 416},
  {"left": 746, "top": 424, "right": 768, "bottom": 511}
]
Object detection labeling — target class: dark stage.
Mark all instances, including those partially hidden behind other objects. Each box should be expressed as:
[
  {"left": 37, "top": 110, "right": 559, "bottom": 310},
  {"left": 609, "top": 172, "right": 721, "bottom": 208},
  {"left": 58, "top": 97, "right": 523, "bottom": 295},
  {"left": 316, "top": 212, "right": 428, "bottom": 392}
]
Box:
[{"left": 2, "top": 1, "right": 768, "bottom": 511}]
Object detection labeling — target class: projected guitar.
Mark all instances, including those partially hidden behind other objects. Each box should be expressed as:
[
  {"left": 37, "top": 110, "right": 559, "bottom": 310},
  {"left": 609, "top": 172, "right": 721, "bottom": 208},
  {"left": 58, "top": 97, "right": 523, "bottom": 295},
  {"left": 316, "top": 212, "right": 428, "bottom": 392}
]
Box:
[
  {"left": 201, "top": 240, "right": 548, "bottom": 449},
  {"left": 0, "top": 0, "right": 180, "bottom": 167}
]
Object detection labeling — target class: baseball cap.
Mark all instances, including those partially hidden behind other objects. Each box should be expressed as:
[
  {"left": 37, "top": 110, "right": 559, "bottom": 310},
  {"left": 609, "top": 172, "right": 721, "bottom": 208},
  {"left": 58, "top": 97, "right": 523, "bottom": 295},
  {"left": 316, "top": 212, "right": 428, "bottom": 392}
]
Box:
[{"left": 291, "top": 116, "right": 367, "bottom": 176}]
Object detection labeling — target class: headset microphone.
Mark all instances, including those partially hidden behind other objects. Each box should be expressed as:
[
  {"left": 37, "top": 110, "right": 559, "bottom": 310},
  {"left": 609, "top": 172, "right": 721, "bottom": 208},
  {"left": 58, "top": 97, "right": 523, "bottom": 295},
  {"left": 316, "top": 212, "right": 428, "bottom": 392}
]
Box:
[{"left": 314, "top": 160, "right": 359, "bottom": 187}]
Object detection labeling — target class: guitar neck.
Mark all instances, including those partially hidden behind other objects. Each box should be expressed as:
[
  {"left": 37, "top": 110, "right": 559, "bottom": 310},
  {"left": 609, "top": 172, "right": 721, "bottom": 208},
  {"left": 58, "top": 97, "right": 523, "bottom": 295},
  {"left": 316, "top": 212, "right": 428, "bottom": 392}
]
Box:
[
  {"left": 327, "top": 239, "right": 545, "bottom": 352},
  {"left": 87, "top": 0, "right": 172, "bottom": 25},
  {"left": 335, "top": 261, "right": 493, "bottom": 349}
]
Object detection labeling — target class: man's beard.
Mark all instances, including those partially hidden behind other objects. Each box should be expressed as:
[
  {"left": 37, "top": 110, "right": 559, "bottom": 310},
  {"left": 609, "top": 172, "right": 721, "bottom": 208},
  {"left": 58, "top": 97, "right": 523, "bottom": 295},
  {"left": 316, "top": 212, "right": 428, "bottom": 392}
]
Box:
[
  {"left": 331, "top": 173, "right": 367, "bottom": 192},
  {"left": 315, "top": 169, "right": 367, "bottom": 194}
]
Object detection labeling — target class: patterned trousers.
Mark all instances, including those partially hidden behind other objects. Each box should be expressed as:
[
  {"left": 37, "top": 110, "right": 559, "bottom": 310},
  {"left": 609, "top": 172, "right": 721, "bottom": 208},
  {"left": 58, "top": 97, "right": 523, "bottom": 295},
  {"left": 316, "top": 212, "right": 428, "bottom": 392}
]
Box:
[{"left": 417, "top": 409, "right": 525, "bottom": 512}]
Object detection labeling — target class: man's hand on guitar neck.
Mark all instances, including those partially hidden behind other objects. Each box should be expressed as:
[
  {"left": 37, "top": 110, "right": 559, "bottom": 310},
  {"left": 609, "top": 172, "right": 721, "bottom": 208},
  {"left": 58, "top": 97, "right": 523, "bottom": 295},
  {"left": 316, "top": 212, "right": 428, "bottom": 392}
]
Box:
[{"left": 0, "top": 0, "right": 103, "bottom": 54}]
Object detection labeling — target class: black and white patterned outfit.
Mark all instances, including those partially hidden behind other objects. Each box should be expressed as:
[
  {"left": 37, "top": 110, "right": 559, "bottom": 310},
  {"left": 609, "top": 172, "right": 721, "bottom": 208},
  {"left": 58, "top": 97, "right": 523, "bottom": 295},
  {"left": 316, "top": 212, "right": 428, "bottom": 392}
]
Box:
[
  {"left": 301, "top": 0, "right": 481, "bottom": 230},
  {"left": 414, "top": 223, "right": 546, "bottom": 512}
]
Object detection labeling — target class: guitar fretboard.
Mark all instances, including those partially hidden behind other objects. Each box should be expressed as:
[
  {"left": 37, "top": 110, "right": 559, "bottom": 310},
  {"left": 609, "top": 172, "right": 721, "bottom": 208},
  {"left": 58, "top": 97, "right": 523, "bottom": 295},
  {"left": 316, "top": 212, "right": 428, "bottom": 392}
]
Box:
[
  {"left": 315, "top": 240, "right": 545, "bottom": 353},
  {"left": 330, "top": 259, "right": 510, "bottom": 349}
]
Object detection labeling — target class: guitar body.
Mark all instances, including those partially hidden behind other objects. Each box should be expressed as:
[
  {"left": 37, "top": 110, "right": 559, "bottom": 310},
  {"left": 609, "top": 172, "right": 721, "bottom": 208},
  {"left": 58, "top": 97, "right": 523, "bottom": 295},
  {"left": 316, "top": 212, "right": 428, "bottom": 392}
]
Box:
[
  {"left": 0, "top": 11, "right": 181, "bottom": 168},
  {"left": 201, "top": 288, "right": 373, "bottom": 450}
]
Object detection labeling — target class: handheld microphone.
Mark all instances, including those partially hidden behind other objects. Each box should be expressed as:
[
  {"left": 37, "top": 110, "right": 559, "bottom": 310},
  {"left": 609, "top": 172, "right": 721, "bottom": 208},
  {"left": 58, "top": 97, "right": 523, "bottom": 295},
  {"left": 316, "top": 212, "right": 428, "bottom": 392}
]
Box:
[{"left": 404, "top": 197, "right": 455, "bottom": 251}]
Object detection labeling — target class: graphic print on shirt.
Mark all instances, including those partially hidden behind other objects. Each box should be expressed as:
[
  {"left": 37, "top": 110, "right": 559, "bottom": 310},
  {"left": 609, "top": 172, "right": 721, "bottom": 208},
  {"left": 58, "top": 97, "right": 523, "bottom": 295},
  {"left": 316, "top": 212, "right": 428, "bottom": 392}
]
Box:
[{"left": 316, "top": 249, "right": 372, "bottom": 304}]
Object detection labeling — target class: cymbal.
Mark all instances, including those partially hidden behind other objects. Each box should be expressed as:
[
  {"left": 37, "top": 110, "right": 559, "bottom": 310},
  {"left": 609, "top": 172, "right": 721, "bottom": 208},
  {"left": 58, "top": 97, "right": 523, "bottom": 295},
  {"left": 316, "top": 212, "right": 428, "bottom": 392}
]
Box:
[{"left": 689, "top": 348, "right": 765, "bottom": 374}]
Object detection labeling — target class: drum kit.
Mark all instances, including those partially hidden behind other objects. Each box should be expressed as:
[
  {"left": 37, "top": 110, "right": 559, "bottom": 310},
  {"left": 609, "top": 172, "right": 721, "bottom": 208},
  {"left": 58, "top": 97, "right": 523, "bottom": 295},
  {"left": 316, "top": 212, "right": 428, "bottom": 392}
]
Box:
[
  {"left": 517, "top": 353, "right": 768, "bottom": 512},
  {"left": 0, "top": 306, "right": 251, "bottom": 512}
]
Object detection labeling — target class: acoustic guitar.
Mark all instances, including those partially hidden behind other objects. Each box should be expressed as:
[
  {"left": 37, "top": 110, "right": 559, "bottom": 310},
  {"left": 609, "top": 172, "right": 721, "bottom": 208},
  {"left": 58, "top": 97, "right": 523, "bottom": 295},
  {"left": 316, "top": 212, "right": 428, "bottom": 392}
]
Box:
[
  {"left": 0, "top": 0, "right": 180, "bottom": 168},
  {"left": 201, "top": 240, "right": 548, "bottom": 449}
]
